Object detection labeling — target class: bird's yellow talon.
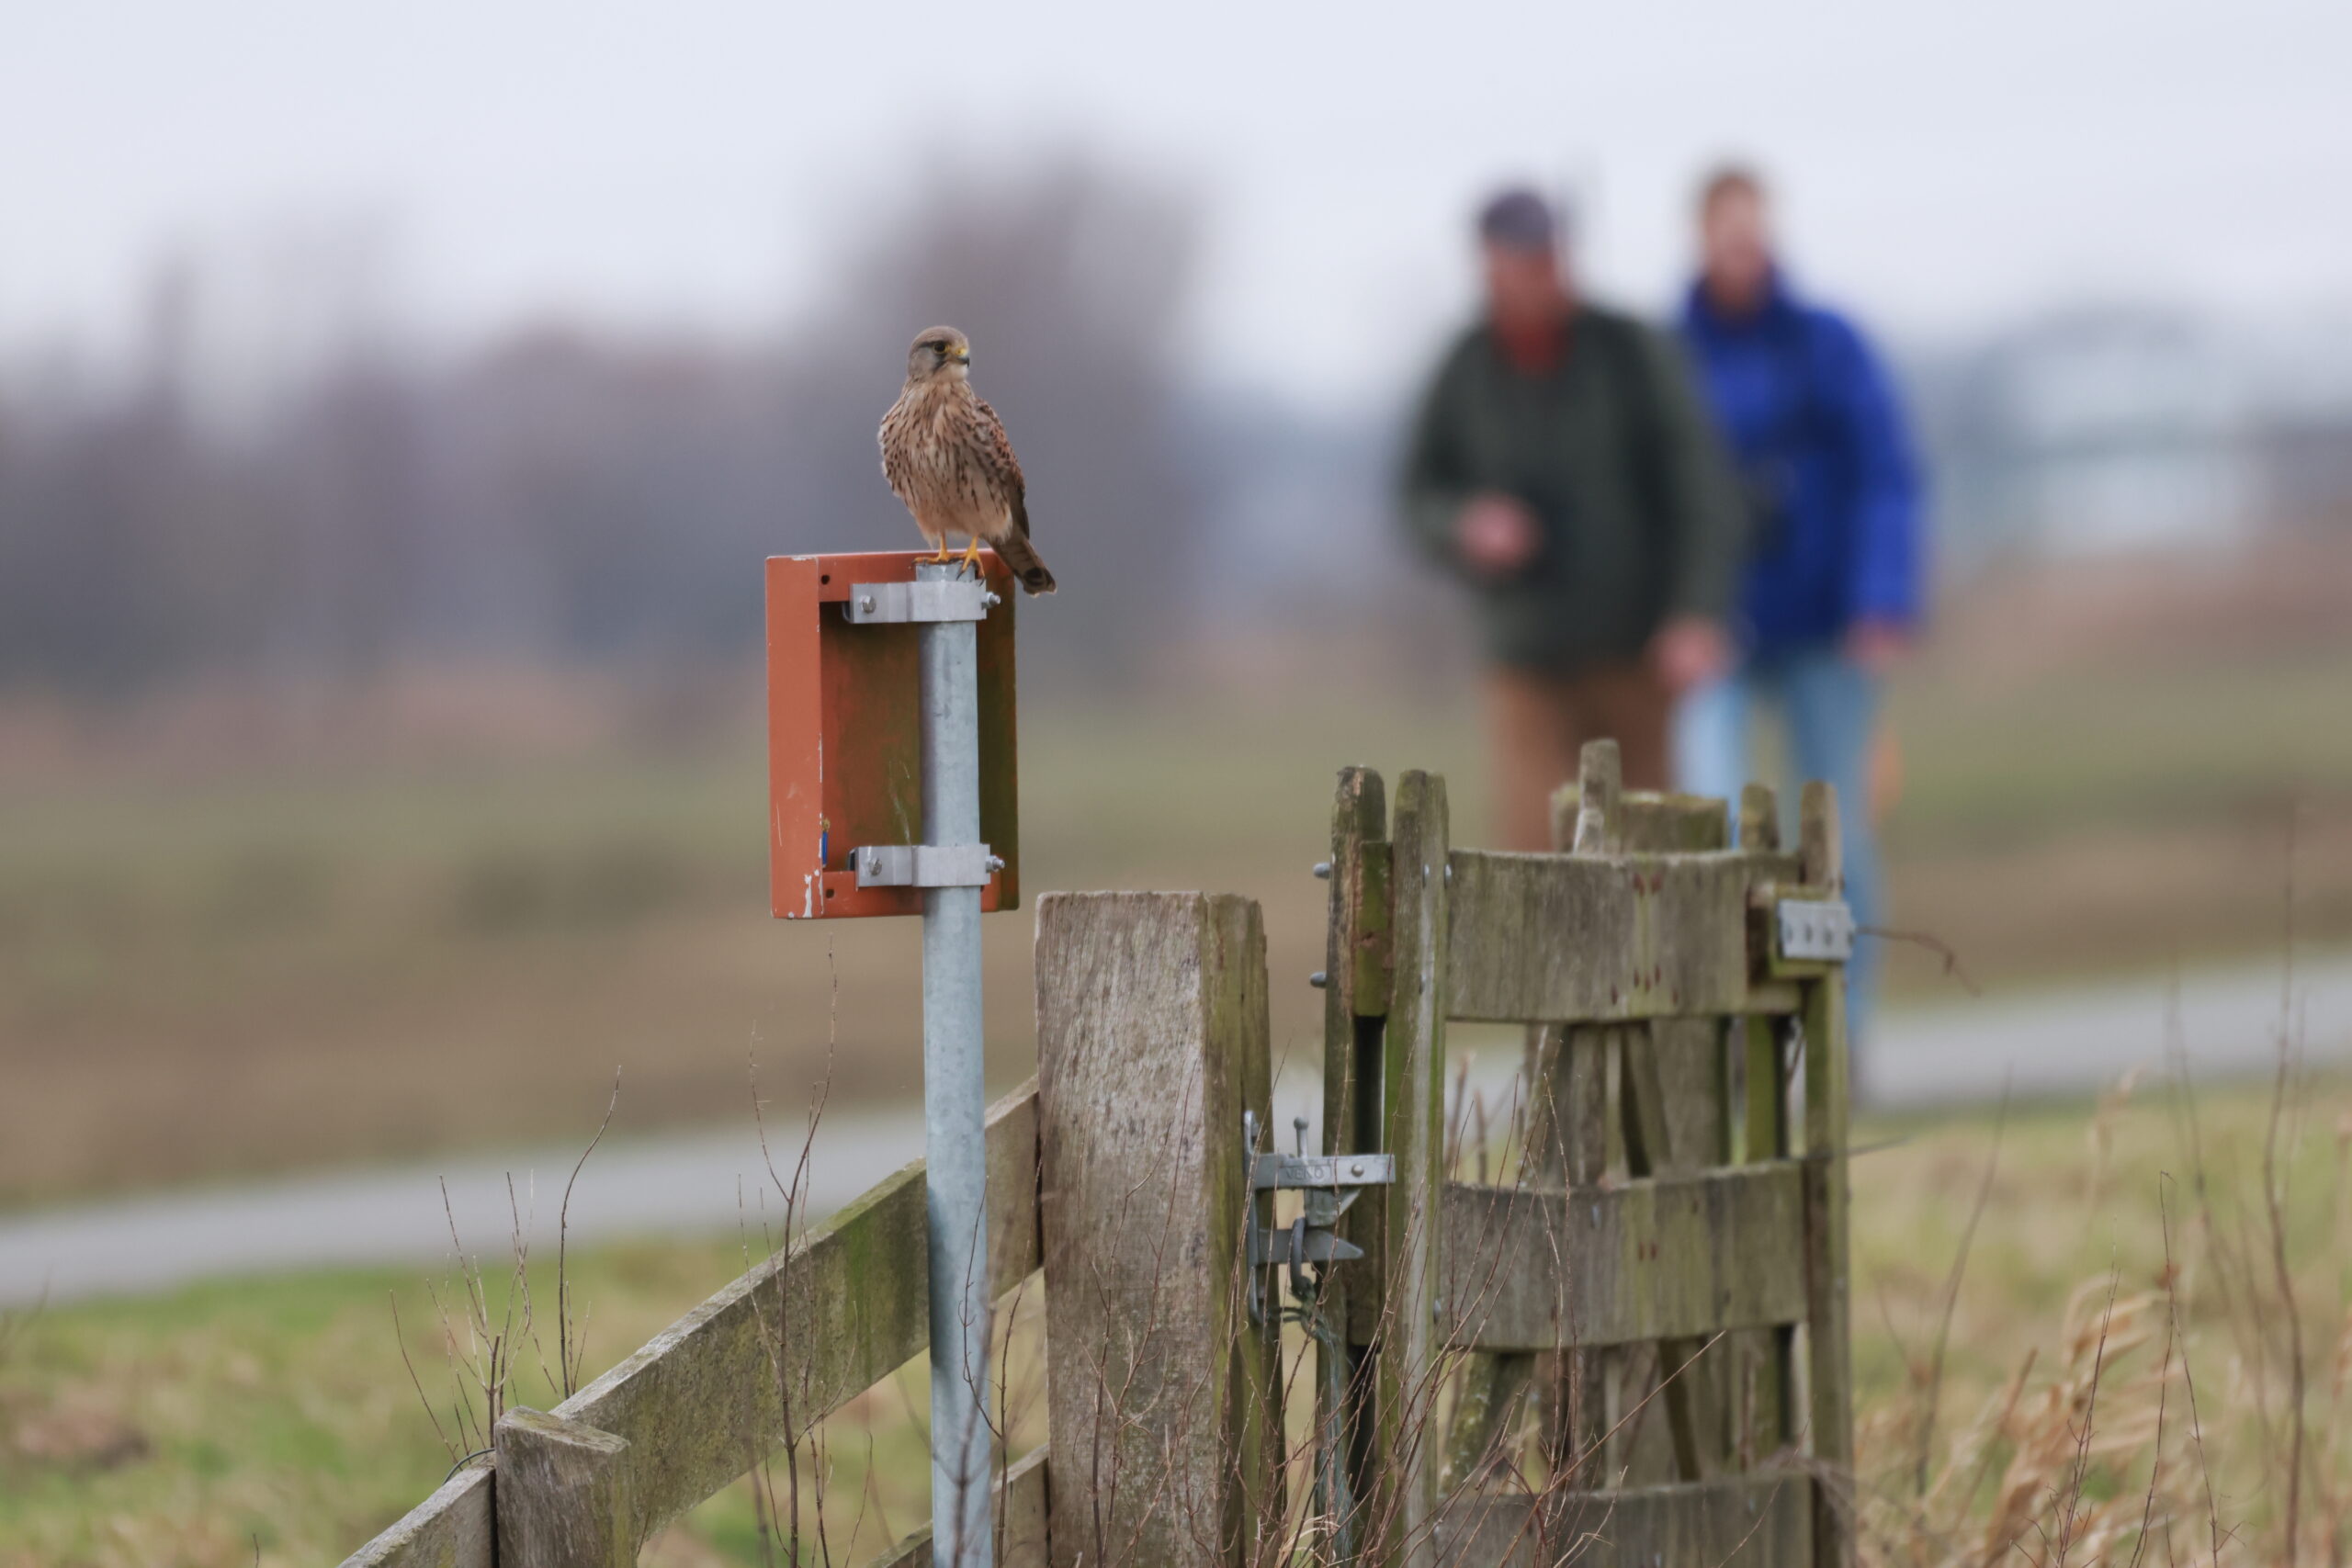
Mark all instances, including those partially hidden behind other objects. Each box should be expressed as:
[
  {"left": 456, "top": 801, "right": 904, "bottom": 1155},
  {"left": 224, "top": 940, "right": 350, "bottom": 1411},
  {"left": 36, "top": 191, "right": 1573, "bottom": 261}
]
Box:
[{"left": 957, "top": 537, "right": 984, "bottom": 577}]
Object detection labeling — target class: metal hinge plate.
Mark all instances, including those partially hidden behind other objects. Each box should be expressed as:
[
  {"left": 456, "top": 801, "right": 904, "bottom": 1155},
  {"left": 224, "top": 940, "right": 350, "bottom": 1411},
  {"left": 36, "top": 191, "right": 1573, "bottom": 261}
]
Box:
[
  {"left": 842, "top": 579, "right": 997, "bottom": 625},
  {"left": 1776, "top": 897, "right": 1855, "bottom": 963},
  {"left": 854, "top": 844, "right": 999, "bottom": 888}
]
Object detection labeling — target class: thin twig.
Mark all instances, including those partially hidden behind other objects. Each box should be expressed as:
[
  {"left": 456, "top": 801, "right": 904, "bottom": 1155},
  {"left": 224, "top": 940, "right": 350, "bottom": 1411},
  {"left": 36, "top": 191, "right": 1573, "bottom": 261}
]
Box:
[
  {"left": 390, "top": 1290, "right": 459, "bottom": 1463},
  {"left": 558, "top": 1067, "right": 622, "bottom": 1398},
  {"left": 1860, "top": 923, "right": 1982, "bottom": 996},
  {"left": 1916, "top": 1076, "right": 2011, "bottom": 1496},
  {"left": 2263, "top": 805, "right": 2308, "bottom": 1567}
]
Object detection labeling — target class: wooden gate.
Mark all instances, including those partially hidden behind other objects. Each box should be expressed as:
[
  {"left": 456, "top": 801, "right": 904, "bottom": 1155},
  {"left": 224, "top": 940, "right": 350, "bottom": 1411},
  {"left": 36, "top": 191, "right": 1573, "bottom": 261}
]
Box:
[
  {"left": 342, "top": 741, "right": 1851, "bottom": 1568},
  {"left": 1317, "top": 740, "right": 1854, "bottom": 1568}
]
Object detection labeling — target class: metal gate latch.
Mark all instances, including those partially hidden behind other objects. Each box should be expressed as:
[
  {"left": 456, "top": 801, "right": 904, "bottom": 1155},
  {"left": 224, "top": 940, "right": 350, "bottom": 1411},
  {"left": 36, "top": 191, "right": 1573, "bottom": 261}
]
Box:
[
  {"left": 1244, "top": 1113, "right": 1393, "bottom": 1325},
  {"left": 1775, "top": 897, "right": 1855, "bottom": 963}
]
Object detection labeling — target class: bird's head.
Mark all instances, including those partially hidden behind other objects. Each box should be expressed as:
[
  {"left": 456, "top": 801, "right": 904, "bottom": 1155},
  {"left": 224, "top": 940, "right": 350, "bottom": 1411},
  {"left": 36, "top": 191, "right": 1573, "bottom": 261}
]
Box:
[{"left": 907, "top": 326, "right": 973, "bottom": 382}]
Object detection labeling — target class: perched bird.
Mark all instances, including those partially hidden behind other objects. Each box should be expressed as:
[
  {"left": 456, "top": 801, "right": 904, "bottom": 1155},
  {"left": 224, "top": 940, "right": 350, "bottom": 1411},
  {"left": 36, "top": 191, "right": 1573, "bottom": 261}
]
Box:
[{"left": 877, "top": 326, "right": 1056, "bottom": 594}]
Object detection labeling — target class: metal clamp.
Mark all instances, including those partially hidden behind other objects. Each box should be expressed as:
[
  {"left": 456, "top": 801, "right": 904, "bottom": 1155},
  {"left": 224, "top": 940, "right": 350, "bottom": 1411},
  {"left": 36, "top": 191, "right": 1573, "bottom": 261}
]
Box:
[
  {"left": 854, "top": 844, "right": 1001, "bottom": 888},
  {"left": 1776, "top": 897, "right": 1855, "bottom": 963},
  {"left": 843, "top": 579, "right": 999, "bottom": 625}
]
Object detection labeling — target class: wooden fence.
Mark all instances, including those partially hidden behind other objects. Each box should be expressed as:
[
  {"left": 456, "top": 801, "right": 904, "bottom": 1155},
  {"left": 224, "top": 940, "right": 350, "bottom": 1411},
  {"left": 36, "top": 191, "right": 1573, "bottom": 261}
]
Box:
[{"left": 340, "top": 740, "right": 1853, "bottom": 1568}]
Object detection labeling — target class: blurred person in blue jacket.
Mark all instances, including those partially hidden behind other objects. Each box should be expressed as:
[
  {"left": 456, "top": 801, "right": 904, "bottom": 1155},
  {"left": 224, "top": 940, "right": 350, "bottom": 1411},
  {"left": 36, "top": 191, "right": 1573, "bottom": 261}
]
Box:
[{"left": 1674, "top": 164, "right": 1925, "bottom": 1071}]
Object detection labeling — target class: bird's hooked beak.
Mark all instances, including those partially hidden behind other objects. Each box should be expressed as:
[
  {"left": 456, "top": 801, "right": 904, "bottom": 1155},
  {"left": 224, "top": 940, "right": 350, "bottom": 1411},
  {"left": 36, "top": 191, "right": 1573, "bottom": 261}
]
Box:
[{"left": 949, "top": 345, "right": 971, "bottom": 366}]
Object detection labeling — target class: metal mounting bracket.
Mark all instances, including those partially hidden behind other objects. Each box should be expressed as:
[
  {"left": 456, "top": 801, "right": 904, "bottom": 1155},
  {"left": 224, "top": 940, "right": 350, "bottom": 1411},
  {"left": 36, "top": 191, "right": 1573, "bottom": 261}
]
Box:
[
  {"left": 1776, "top": 897, "right": 1856, "bottom": 963},
  {"left": 842, "top": 579, "right": 999, "bottom": 625},
  {"left": 854, "top": 843, "right": 1001, "bottom": 889},
  {"left": 1251, "top": 1151, "right": 1395, "bottom": 1190}
]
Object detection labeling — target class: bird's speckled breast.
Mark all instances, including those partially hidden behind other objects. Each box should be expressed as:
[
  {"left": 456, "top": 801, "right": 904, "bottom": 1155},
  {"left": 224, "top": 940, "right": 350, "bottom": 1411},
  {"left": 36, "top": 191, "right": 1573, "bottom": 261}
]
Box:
[{"left": 879, "top": 380, "right": 1012, "bottom": 542}]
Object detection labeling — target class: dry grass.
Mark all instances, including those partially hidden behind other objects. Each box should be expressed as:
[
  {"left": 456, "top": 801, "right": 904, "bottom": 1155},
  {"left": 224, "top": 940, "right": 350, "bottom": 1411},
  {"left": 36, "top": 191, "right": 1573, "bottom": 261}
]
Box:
[
  {"left": 1850, "top": 1049, "right": 2352, "bottom": 1565},
  {"left": 5, "top": 1057, "right": 2349, "bottom": 1565},
  {"left": 621, "top": 988, "right": 2352, "bottom": 1567}
]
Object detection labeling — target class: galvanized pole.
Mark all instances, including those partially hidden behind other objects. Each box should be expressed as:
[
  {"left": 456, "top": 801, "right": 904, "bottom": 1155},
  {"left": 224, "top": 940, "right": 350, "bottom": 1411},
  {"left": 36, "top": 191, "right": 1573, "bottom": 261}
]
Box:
[{"left": 916, "top": 558, "right": 992, "bottom": 1567}]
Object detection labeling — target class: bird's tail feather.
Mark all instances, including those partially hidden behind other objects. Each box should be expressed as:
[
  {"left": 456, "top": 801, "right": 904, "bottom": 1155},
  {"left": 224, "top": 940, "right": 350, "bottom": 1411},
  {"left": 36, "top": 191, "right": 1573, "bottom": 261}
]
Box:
[{"left": 993, "top": 532, "right": 1056, "bottom": 595}]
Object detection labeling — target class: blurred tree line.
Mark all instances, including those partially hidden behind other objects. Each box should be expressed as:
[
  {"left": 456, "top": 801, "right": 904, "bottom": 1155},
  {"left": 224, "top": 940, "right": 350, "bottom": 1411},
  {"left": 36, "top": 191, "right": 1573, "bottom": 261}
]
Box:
[{"left": 0, "top": 159, "right": 1201, "bottom": 696}]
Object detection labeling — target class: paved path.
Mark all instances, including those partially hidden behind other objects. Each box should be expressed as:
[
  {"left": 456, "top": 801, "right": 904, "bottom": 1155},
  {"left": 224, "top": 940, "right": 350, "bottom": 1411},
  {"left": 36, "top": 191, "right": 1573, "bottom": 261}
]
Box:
[{"left": 6, "top": 953, "right": 2346, "bottom": 1308}]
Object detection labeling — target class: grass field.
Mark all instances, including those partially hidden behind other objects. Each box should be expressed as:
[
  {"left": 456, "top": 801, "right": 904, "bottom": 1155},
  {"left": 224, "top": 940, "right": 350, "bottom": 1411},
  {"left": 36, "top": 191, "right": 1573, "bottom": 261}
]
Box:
[
  {"left": 6, "top": 1066, "right": 2347, "bottom": 1566},
  {"left": 3, "top": 630, "right": 2349, "bottom": 1209}
]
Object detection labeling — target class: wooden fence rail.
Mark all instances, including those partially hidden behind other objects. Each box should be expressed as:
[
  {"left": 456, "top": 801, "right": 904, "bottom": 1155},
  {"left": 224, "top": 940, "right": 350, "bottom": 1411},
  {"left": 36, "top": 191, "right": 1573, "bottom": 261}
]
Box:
[
  {"left": 343, "top": 1083, "right": 1047, "bottom": 1568},
  {"left": 342, "top": 746, "right": 1853, "bottom": 1568}
]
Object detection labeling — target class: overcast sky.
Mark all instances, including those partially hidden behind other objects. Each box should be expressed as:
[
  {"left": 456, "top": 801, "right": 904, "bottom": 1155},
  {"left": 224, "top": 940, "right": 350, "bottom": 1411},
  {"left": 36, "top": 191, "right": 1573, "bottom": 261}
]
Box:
[{"left": 6, "top": 0, "right": 2349, "bottom": 411}]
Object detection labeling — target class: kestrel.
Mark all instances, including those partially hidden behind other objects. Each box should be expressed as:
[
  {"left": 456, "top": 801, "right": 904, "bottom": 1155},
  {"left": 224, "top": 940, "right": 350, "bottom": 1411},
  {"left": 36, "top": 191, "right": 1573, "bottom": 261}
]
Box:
[{"left": 877, "top": 326, "right": 1056, "bottom": 594}]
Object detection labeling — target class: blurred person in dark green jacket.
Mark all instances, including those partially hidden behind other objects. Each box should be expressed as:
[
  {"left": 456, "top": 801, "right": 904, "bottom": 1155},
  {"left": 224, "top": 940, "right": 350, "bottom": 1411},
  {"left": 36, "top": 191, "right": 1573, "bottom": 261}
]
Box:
[{"left": 1401, "top": 187, "right": 1747, "bottom": 848}]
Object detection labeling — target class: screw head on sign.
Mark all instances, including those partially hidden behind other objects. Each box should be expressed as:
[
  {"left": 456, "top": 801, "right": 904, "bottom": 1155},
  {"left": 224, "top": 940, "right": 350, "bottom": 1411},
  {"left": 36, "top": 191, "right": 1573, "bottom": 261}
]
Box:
[
  {"left": 1312, "top": 862, "right": 1332, "bottom": 880},
  {"left": 1308, "top": 971, "right": 1328, "bottom": 988},
  {"left": 982, "top": 592, "right": 1002, "bottom": 608},
  {"left": 1350, "top": 1160, "right": 1365, "bottom": 1178},
  {"left": 859, "top": 596, "right": 876, "bottom": 613},
  {"left": 985, "top": 855, "right": 1005, "bottom": 873}
]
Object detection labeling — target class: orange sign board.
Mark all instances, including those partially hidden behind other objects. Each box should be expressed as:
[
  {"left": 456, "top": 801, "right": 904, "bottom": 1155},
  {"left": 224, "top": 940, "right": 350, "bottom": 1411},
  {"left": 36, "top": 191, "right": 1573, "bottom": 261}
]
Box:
[{"left": 765, "top": 551, "right": 1021, "bottom": 919}]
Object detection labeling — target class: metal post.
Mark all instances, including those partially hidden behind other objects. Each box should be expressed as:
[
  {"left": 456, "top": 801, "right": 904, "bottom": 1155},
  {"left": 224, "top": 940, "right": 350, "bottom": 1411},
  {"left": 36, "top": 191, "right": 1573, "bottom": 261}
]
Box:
[{"left": 917, "top": 559, "right": 992, "bottom": 1566}]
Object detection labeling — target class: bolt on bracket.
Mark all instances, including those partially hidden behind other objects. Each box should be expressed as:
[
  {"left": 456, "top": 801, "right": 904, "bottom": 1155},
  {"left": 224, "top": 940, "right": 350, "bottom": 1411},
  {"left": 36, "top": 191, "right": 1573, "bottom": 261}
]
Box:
[
  {"left": 854, "top": 843, "right": 1001, "bottom": 889},
  {"left": 842, "top": 579, "right": 998, "bottom": 625}
]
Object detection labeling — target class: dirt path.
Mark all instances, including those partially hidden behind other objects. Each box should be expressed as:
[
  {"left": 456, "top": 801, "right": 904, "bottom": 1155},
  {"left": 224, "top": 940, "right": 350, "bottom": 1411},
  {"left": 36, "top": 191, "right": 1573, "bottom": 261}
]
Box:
[{"left": 6, "top": 953, "right": 2346, "bottom": 1307}]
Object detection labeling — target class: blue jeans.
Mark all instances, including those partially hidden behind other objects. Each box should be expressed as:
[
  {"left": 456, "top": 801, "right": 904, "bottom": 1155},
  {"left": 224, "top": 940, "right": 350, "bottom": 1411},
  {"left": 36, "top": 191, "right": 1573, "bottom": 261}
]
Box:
[{"left": 1674, "top": 645, "right": 1884, "bottom": 1073}]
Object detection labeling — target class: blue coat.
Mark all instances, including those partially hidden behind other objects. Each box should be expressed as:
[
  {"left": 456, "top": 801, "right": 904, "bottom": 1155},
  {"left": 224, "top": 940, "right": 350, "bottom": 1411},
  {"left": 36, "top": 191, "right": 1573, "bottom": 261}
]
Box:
[{"left": 1679, "top": 275, "right": 1924, "bottom": 655}]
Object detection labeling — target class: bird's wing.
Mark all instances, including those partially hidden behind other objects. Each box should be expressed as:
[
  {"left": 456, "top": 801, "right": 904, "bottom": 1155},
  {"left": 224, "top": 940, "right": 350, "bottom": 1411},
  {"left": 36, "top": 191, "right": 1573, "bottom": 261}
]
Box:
[
  {"left": 973, "top": 395, "right": 1031, "bottom": 536},
  {"left": 877, "top": 399, "right": 915, "bottom": 506}
]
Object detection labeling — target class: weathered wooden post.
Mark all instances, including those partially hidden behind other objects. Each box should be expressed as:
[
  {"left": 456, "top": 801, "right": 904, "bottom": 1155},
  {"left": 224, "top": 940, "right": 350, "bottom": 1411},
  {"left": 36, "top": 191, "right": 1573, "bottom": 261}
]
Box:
[
  {"left": 1319, "top": 765, "right": 1389, "bottom": 1561},
  {"left": 492, "top": 1407, "right": 635, "bottom": 1568},
  {"left": 1348, "top": 771, "right": 1450, "bottom": 1568},
  {"left": 1736, "top": 782, "right": 1794, "bottom": 1461},
  {"left": 1035, "top": 891, "right": 1282, "bottom": 1568},
  {"left": 1799, "top": 783, "right": 1856, "bottom": 1568}
]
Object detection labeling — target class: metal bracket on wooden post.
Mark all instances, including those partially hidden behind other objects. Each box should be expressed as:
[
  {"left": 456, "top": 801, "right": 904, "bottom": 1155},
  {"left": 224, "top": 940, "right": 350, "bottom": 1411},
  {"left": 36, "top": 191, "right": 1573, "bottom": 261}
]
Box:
[
  {"left": 1252, "top": 1150, "right": 1396, "bottom": 1191},
  {"left": 1775, "top": 897, "right": 1854, "bottom": 964}
]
